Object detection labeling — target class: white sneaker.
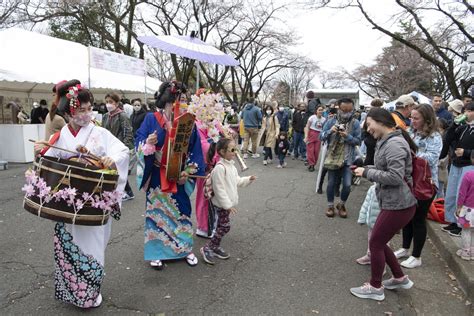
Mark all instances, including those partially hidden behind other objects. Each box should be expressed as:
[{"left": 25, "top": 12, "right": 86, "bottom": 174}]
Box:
[
  {"left": 267, "top": 158, "right": 273, "bottom": 164},
  {"left": 263, "top": 160, "right": 267, "bottom": 165},
  {"left": 276, "top": 165, "right": 282, "bottom": 169},
  {"left": 252, "top": 153, "right": 260, "bottom": 158},
  {"left": 400, "top": 256, "right": 422, "bottom": 269},
  {"left": 243, "top": 153, "right": 249, "bottom": 159},
  {"left": 394, "top": 248, "right": 410, "bottom": 259}
]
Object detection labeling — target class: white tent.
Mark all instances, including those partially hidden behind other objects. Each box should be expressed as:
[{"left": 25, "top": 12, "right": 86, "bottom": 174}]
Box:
[
  {"left": 383, "top": 91, "right": 432, "bottom": 111},
  {"left": 0, "top": 28, "right": 161, "bottom": 96}
]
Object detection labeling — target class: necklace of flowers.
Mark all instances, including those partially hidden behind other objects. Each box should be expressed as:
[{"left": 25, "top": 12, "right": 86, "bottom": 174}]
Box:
[{"left": 22, "top": 168, "right": 122, "bottom": 223}]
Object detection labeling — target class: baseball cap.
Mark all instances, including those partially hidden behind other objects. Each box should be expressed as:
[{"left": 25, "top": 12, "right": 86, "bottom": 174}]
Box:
[
  {"left": 395, "top": 94, "right": 415, "bottom": 108},
  {"left": 448, "top": 99, "right": 463, "bottom": 114}
]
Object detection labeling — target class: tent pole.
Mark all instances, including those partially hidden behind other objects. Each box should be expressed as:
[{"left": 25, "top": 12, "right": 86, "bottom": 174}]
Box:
[
  {"left": 144, "top": 54, "right": 147, "bottom": 103},
  {"left": 87, "top": 47, "right": 91, "bottom": 88},
  {"left": 196, "top": 62, "right": 200, "bottom": 92}
]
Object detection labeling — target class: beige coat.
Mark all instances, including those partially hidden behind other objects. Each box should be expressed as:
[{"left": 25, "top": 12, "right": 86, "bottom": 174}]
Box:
[
  {"left": 44, "top": 113, "right": 66, "bottom": 140},
  {"left": 258, "top": 114, "right": 280, "bottom": 148}
]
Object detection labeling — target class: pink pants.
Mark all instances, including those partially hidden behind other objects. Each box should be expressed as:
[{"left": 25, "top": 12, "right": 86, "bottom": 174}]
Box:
[{"left": 306, "top": 130, "right": 321, "bottom": 167}]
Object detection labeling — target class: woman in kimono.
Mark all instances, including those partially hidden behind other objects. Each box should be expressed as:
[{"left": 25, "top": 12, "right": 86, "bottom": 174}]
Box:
[
  {"left": 34, "top": 80, "right": 129, "bottom": 308},
  {"left": 135, "top": 81, "right": 205, "bottom": 269}
]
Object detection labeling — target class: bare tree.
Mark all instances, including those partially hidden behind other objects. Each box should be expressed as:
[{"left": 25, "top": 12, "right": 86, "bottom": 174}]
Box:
[
  {"left": 0, "top": 0, "right": 21, "bottom": 28},
  {"left": 279, "top": 57, "right": 320, "bottom": 104},
  {"left": 346, "top": 32, "right": 434, "bottom": 99},
  {"left": 139, "top": 0, "right": 242, "bottom": 85},
  {"left": 199, "top": 2, "right": 303, "bottom": 107},
  {"left": 18, "top": 0, "right": 147, "bottom": 57},
  {"left": 307, "top": 0, "right": 473, "bottom": 98}
]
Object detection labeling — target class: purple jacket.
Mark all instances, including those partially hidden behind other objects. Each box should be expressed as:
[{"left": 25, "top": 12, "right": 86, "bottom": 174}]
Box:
[{"left": 458, "top": 170, "right": 474, "bottom": 208}]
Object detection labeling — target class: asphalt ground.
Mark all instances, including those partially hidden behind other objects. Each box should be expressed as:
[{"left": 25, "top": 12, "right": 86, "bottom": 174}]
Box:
[{"left": 0, "top": 157, "right": 471, "bottom": 315}]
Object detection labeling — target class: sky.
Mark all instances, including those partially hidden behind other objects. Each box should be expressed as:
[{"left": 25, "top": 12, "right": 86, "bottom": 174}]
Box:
[{"left": 284, "top": 1, "right": 402, "bottom": 76}]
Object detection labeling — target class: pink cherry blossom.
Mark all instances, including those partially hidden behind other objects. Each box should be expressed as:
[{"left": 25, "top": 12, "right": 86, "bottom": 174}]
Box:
[{"left": 21, "top": 184, "right": 35, "bottom": 197}]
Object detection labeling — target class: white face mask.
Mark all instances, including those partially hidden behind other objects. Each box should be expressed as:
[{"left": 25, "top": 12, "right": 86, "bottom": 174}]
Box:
[
  {"left": 229, "top": 109, "right": 235, "bottom": 115},
  {"left": 72, "top": 111, "right": 93, "bottom": 127},
  {"left": 106, "top": 103, "right": 116, "bottom": 112},
  {"left": 133, "top": 105, "right": 141, "bottom": 112},
  {"left": 266, "top": 110, "right": 272, "bottom": 115},
  {"left": 279, "top": 107, "right": 284, "bottom": 112}
]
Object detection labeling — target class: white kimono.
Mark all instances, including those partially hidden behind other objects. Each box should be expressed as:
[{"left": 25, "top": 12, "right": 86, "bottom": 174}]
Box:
[{"left": 44, "top": 123, "right": 129, "bottom": 308}]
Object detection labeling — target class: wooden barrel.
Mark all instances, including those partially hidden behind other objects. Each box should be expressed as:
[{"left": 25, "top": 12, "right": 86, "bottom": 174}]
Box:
[{"left": 23, "top": 156, "right": 120, "bottom": 226}]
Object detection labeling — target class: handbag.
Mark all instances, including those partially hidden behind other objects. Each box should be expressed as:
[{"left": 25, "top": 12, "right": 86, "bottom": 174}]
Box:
[{"left": 323, "top": 138, "right": 345, "bottom": 170}]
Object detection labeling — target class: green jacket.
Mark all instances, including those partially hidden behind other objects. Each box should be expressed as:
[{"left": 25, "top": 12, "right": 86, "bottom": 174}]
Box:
[{"left": 102, "top": 112, "right": 134, "bottom": 149}]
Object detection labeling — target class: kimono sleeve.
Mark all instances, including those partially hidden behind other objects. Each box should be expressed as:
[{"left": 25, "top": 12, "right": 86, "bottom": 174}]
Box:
[
  {"left": 135, "top": 113, "right": 162, "bottom": 190},
  {"left": 186, "top": 125, "right": 206, "bottom": 177}
]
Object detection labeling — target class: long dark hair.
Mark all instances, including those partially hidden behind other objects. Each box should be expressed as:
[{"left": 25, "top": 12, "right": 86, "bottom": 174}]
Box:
[
  {"left": 367, "top": 107, "right": 418, "bottom": 152},
  {"left": 207, "top": 138, "right": 233, "bottom": 164}
]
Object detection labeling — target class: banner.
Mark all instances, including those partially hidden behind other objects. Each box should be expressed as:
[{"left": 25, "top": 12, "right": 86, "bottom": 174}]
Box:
[{"left": 89, "top": 46, "right": 145, "bottom": 77}]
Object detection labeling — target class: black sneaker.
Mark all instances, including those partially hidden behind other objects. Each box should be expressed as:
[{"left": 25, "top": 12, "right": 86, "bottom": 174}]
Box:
[
  {"left": 449, "top": 227, "right": 462, "bottom": 237},
  {"left": 213, "top": 247, "right": 230, "bottom": 260},
  {"left": 200, "top": 246, "right": 215, "bottom": 265},
  {"left": 317, "top": 187, "right": 323, "bottom": 194},
  {"left": 441, "top": 223, "right": 458, "bottom": 233}
]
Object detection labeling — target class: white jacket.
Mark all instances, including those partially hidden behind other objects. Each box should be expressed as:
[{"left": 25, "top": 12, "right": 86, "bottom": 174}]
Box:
[{"left": 211, "top": 158, "right": 252, "bottom": 210}]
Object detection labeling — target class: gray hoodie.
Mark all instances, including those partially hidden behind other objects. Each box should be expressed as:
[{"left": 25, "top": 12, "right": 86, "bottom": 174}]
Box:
[{"left": 363, "top": 130, "right": 416, "bottom": 211}]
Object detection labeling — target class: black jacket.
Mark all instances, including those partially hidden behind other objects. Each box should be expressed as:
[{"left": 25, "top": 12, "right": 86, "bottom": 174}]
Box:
[
  {"left": 275, "top": 139, "right": 290, "bottom": 155},
  {"left": 441, "top": 123, "right": 474, "bottom": 167},
  {"left": 131, "top": 109, "right": 148, "bottom": 137},
  {"left": 292, "top": 111, "right": 309, "bottom": 133}
]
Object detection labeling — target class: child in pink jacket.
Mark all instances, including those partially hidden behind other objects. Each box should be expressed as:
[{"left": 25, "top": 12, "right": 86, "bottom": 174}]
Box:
[{"left": 455, "top": 151, "right": 474, "bottom": 260}]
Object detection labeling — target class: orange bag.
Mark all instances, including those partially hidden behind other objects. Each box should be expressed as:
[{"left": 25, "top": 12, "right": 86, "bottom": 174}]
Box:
[{"left": 427, "top": 198, "right": 449, "bottom": 224}]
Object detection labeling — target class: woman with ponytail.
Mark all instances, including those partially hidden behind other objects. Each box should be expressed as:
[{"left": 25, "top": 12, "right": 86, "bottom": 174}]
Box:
[{"left": 349, "top": 107, "right": 417, "bottom": 301}]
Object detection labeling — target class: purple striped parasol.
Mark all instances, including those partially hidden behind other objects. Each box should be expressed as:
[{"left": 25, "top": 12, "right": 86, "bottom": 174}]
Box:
[{"left": 138, "top": 34, "right": 239, "bottom": 66}]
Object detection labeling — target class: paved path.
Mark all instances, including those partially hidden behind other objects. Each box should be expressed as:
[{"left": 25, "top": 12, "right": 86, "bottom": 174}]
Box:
[{"left": 0, "top": 158, "right": 471, "bottom": 315}]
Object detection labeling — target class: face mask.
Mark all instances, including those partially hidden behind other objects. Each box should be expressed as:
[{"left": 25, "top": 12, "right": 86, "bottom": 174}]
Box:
[
  {"left": 133, "top": 105, "right": 141, "bottom": 112},
  {"left": 279, "top": 107, "right": 284, "bottom": 112},
  {"left": 339, "top": 111, "right": 352, "bottom": 121},
  {"left": 73, "top": 111, "right": 93, "bottom": 127},
  {"left": 266, "top": 110, "right": 272, "bottom": 115},
  {"left": 229, "top": 109, "right": 234, "bottom": 115},
  {"left": 106, "top": 103, "right": 116, "bottom": 112}
]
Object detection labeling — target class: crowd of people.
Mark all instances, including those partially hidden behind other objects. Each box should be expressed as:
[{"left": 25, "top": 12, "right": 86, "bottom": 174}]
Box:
[{"left": 25, "top": 78, "right": 474, "bottom": 307}]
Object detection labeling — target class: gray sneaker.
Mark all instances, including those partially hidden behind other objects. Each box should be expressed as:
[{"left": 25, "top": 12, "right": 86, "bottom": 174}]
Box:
[
  {"left": 382, "top": 276, "right": 414, "bottom": 290},
  {"left": 213, "top": 247, "right": 230, "bottom": 260},
  {"left": 350, "top": 283, "right": 385, "bottom": 301},
  {"left": 200, "top": 247, "right": 215, "bottom": 265}
]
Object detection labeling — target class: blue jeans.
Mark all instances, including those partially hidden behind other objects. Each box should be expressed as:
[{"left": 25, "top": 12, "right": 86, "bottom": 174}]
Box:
[
  {"left": 445, "top": 165, "right": 474, "bottom": 223},
  {"left": 292, "top": 131, "right": 306, "bottom": 158},
  {"left": 278, "top": 153, "right": 286, "bottom": 165},
  {"left": 327, "top": 164, "right": 352, "bottom": 204},
  {"left": 436, "top": 180, "right": 445, "bottom": 199}
]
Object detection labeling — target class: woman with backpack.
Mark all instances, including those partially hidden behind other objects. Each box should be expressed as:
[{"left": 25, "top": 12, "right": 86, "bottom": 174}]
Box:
[
  {"left": 393, "top": 104, "right": 442, "bottom": 269},
  {"left": 350, "top": 107, "right": 417, "bottom": 301}
]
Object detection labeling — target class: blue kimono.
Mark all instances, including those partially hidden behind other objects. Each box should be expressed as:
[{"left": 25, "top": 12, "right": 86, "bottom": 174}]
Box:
[{"left": 135, "top": 112, "right": 205, "bottom": 260}]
